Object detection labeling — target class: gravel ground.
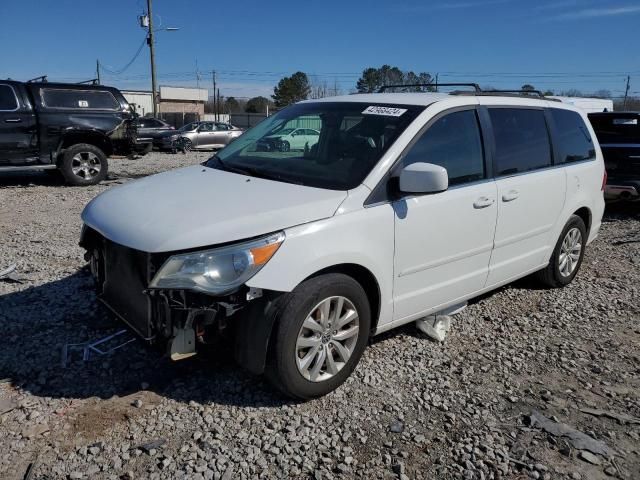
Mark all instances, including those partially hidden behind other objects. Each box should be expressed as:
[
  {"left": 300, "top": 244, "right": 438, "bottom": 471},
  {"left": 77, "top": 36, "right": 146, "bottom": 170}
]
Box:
[{"left": 0, "top": 151, "right": 639, "bottom": 480}]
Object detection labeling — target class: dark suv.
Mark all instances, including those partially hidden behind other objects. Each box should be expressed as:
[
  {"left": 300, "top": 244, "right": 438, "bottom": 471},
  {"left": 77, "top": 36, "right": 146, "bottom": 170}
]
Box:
[
  {"left": 589, "top": 111, "right": 640, "bottom": 201},
  {"left": 0, "top": 80, "right": 146, "bottom": 186}
]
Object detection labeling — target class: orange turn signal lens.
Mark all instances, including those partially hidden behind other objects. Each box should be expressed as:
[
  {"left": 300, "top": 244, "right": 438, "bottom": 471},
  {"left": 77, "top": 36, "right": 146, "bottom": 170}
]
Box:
[{"left": 250, "top": 241, "right": 282, "bottom": 265}]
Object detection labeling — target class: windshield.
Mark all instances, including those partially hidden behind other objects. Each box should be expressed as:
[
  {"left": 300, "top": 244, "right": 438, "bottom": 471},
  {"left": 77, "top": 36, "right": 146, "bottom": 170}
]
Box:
[{"left": 205, "top": 102, "right": 424, "bottom": 190}]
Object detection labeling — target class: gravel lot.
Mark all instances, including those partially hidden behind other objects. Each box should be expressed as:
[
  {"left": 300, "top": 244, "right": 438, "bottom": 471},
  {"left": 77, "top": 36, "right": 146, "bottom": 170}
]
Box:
[{"left": 1, "top": 151, "right": 639, "bottom": 480}]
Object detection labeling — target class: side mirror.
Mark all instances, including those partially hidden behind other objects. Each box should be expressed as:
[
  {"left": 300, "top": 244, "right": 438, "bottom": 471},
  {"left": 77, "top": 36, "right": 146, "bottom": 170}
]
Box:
[{"left": 398, "top": 162, "right": 448, "bottom": 194}]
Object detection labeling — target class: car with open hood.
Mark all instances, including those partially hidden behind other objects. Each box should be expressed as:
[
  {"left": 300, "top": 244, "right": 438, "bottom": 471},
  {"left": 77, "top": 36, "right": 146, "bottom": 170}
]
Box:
[{"left": 81, "top": 85, "right": 605, "bottom": 399}]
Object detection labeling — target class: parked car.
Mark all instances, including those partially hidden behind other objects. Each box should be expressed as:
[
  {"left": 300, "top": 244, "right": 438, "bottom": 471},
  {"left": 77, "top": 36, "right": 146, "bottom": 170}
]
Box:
[
  {"left": 0, "top": 80, "right": 148, "bottom": 185},
  {"left": 258, "top": 127, "right": 320, "bottom": 152},
  {"left": 80, "top": 89, "right": 605, "bottom": 399},
  {"left": 159, "top": 121, "right": 243, "bottom": 151},
  {"left": 135, "top": 117, "right": 175, "bottom": 148},
  {"left": 588, "top": 111, "right": 640, "bottom": 201}
]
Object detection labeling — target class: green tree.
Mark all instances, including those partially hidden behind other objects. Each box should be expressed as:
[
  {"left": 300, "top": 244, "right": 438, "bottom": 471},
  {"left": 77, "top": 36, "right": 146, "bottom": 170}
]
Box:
[
  {"left": 272, "top": 72, "right": 311, "bottom": 108},
  {"left": 521, "top": 84, "right": 536, "bottom": 92},
  {"left": 224, "top": 96, "right": 241, "bottom": 113},
  {"left": 356, "top": 65, "right": 433, "bottom": 93},
  {"left": 245, "top": 96, "right": 271, "bottom": 113}
]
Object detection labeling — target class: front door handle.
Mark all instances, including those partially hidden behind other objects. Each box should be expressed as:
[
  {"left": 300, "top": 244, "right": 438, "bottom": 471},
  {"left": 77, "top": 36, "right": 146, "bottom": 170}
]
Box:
[
  {"left": 502, "top": 190, "right": 519, "bottom": 202},
  {"left": 5, "top": 118, "right": 22, "bottom": 123},
  {"left": 473, "top": 196, "right": 495, "bottom": 209}
]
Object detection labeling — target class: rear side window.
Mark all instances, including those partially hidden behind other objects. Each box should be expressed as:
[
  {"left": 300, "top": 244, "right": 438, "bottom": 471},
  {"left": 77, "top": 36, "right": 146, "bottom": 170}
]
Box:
[
  {"left": 551, "top": 109, "right": 595, "bottom": 163},
  {"left": 489, "top": 108, "right": 551, "bottom": 176},
  {"left": 41, "top": 88, "right": 119, "bottom": 110},
  {"left": 0, "top": 84, "right": 18, "bottom": 111},
  {"left": 402, "top": 109, "right": 485, "bottom": 186}
]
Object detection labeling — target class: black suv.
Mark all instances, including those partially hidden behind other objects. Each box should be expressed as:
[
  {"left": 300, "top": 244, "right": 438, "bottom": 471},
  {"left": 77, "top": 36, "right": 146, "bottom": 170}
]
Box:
[
  {"left": 0, "top": 80, "right": 146, "bottom": 185},
  {"left": 589, "top": 111, "right": 640, "bottom": 202}
]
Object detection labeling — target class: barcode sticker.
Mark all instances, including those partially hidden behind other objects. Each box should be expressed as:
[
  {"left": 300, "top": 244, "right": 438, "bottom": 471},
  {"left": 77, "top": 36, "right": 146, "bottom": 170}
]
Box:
[{"left": 362, "top": 106, "right": 407, "bottom": 117}]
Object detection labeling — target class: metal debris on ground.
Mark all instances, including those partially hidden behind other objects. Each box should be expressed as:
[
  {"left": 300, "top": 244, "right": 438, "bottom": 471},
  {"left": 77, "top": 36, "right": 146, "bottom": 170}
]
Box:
[
  {"left": 580, "top": 408, "right": 640, "bottom": 425},
  {"left": 61, "top": 329, "right": 136, "bottom": 367},
  {"left": 528, "top": 410, "right": 616, "bottom": 457},
  {"left": 0, "top": 263, "right": 27, "bottom": 283}
]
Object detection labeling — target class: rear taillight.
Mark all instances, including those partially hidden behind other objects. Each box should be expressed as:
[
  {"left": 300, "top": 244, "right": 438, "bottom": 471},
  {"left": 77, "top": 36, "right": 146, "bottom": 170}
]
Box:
[{"left": 602, "top": 169, "right": 607, "bottom": 191}]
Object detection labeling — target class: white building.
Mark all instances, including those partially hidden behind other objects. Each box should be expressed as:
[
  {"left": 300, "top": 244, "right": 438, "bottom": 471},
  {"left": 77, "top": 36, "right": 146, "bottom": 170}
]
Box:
[
  {"left": 549, "top": 96, "right": 613, "bottom": 113},
  {"left": 121, "top": 90, "right": 154, "bottom": 116}
]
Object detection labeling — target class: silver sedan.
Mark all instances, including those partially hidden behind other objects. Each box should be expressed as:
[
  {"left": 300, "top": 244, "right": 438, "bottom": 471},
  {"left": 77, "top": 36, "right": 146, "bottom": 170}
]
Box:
[{"left": 161, "top": 122, "right": 243, "bottom": 151}]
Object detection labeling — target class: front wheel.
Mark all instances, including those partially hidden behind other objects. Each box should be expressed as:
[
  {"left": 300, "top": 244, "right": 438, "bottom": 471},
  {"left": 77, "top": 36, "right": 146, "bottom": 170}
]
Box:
[
  {"left": 534, "top": 215, "right": 587, "bottom": 288},
  {"left": 266, "top": 273, "right": 371, "bottom": 399},
  {"left": 60, "top": 144, "right": 108, "bottom": 186},
  {"left": 279, "top": 140, "right": 290, "bottom": 152}
]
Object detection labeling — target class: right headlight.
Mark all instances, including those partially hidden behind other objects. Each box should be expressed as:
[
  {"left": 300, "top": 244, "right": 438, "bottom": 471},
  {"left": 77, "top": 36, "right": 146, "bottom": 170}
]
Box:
[{"left": 149, "top": 232, "right": 285, "bottom": 295}]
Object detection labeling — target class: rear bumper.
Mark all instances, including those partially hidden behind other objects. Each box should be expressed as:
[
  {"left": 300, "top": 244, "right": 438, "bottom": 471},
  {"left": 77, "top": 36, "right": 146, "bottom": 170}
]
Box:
[{"left": 604, "top": 181, "right": 640, "bottom": 201}]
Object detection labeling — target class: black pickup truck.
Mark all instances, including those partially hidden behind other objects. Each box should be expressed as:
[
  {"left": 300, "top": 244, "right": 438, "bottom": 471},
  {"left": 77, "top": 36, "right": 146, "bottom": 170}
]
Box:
[{"left": 0, "top": 80, "right": 148, "bottom": 185}]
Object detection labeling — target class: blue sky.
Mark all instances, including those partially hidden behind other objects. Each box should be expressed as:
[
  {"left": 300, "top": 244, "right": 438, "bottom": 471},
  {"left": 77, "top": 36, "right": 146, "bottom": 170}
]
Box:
[{"left": 1, "top": 0, "right": 639, "bottom": 99}]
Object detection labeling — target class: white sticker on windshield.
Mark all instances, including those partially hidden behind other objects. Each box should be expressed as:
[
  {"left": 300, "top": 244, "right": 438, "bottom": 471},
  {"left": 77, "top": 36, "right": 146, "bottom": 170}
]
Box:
[
  {"left": 78, "top": 100, "right": 89, "bottom": 107},
  {"left": 362, "top": 106, "right": 407, "bottom": 117}
]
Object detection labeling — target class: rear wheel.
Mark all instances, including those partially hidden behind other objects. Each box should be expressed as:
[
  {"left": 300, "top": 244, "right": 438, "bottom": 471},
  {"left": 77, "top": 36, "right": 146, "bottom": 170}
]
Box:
[
  {"left": 60, "top": 144, "right": 108, "bottom": 186},
  {"left": 266, "top": 273, "right": 370, "bottom": 399},
  {"left": 534, "top": 215, "right": 587, "bottom": 288},
  {"left": 279, "top": 140, "right": 290, "bottom": 152}
]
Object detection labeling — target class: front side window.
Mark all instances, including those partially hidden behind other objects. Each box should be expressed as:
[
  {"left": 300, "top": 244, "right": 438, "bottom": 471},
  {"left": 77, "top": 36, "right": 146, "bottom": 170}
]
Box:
[
  {"left": 401, "top": 109, "right": 485, "bottom": 186},
  {"left": 41, "top": 88, "right": 119, "bottom": 110},
  {"left": 551, "top": 109, "right": 595, "bottom": 163},
  {"left": 180, "top": 122, "right": 198, "bottom": 132},
  {"left": 206, "top": 102, "right": 424, "bottom": 190},
  {"left": 489, "top": 108, "right": 552, "bottom": 176},
  {"left": 0, "top": 84, "right": 18, "bottom": 111}
]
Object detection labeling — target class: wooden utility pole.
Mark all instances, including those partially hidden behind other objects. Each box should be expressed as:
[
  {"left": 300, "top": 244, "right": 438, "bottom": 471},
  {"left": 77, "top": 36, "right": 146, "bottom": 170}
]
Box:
[
  {"left": 96, "top": 59, "right": 101, "bottom": 85},
  {"left": 623, "top": 75, "right": 631, "bottom": 110},
  {"left": 212, "top": 71, "right": 217, "bottom": 121},
  {"left": 146, "top": 0, "right": 158, "bottom": 117}
]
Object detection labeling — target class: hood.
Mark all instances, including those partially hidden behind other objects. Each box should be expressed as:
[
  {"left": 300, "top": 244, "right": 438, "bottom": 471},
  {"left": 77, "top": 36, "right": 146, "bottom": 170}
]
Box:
[{"left": 81, "top": 166, "right": 347, "bottom": 252}]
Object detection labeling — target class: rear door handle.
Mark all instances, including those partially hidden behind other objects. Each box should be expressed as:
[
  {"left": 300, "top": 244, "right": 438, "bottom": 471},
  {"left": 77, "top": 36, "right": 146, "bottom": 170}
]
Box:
[
  {"left": 473, "top": 196, "right": 495, "bottom": 209},
  {"left": 502, "top": 190, "right": 519, "bottom": 202},
  {"left": 4, "top": 118, "right": 22, "bottom": 123}
]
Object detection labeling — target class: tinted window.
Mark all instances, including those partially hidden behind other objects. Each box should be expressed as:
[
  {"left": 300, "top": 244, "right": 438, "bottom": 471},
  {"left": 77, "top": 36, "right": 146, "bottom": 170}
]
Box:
[
  {"left": 0, "top": 84, "right": 18, "bottom": 111},
  {"left": 402, "top": 109, "right": 485, "bottom": 186},
  {"left": 216, "top": 123, "right": 230, "bottom": 130},
  {"left": 589, "top": 113, "right": 640, "bottom": 144},
  {"left": 551, "top": 109, "right": 595, "bottom": 163},
  {"left": 489, "top": 108, "right": 551, "bottom": 175},
  {"left": 41, "top": 89, "right": 119, "bottom": 110}
]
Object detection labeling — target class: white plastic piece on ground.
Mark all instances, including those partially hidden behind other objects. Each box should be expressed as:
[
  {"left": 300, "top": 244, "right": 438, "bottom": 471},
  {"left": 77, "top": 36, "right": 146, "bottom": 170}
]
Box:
[{"left": 416, "top": 302, "right": 467, "bottom": 342}]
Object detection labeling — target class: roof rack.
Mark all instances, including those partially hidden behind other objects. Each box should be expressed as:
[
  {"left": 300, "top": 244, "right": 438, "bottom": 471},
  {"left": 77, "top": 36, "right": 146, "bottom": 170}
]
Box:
[
  {"left": 378, "top": 83, "right": 481, "bottom": 93},
  {"left": 26, "top": 75, "right": 48, "bottom": 83},
  {"left": 474, "top": 89, "right": 545, "bottom": 97},
  {"left": 76, "top": 78, "right": 100, "bottom": 85}
]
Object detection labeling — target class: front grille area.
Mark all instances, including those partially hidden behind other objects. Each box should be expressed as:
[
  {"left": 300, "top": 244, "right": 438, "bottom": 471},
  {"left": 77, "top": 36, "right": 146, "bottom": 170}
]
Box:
[{"left": 100, "top": 239, "right": 154, "bottom": 340}]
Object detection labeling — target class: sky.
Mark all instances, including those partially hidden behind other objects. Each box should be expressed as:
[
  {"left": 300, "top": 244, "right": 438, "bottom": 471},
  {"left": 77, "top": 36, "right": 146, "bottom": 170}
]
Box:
[{"left": 1, "top": 0, "right": 639, "bottom": 100}]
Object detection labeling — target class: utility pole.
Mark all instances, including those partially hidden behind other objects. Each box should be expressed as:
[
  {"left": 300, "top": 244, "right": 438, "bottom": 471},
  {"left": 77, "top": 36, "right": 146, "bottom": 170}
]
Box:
[
  {"left": 217, "top": 88, "right": 221, "bottom": 122},
  {"left": 623, "top": 75, "right": 631, "bottom": 110},
  {"left": 212, "top": 71, "right": 217, "bottom": 122},
  {"left": 96, "top": 59, "right": 101, "bottom": 85},
  {"left": 146, "top": 0, "right": 158, "bottom": 117}
]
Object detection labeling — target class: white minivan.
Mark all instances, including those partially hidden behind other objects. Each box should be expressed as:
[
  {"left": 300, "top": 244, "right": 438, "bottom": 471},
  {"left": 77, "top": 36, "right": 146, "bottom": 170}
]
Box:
[{"left": 80, "top": 87, "right": 605, "bottom": 399}]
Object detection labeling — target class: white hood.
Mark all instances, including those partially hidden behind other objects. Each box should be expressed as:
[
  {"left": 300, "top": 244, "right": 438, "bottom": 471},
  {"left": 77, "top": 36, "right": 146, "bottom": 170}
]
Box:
[{"left": 82, "top": 165, "right": 347, "bottom": 252}]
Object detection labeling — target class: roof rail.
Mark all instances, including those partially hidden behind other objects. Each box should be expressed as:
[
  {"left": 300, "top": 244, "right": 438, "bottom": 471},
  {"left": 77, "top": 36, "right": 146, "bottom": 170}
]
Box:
[
  {"left": 76, "top": 78, "right": 100, "bottom": 85},
  {"left": 378, "top": 83, "right": 481, "bottom": 93},
  {"left": 478, "top": 89, "right": 545, "bottom": 97},
  {"left": 26, "top": 75, "right": 48, "bottom": 83}
]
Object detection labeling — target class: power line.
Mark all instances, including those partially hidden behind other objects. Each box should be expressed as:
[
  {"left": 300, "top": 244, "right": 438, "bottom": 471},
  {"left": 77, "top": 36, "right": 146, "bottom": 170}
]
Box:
[{"left": 99, "top": 36, "right": 148, "bottom": 75}]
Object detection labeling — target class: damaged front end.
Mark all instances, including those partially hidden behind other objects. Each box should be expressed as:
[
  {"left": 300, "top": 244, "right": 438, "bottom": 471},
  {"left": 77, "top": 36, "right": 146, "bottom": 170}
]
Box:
[{"left": 80, "top": 227, "right": 284, "bottom": 372}]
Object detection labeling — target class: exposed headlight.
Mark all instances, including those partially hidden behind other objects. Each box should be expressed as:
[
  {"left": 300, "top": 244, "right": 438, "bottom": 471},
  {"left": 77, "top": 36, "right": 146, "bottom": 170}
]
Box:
[{"left": 149, "top": 232, "right": 285, "bottom": 294}]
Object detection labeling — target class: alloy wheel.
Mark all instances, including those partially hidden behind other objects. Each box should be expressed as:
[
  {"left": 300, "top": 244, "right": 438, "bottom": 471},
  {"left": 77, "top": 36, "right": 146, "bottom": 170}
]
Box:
[
  {"left": 71, "top": 152, "right": 101, "bottom": 180},
  {"left": 559, "top": 227, "right": 582, "bottom": 277},
  {"left": 295, "top": 296, "right": 360, "bottom": 383}
]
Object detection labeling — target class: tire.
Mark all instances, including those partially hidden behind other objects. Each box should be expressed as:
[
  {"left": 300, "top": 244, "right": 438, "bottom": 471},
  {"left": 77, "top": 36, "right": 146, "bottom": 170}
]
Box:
[
  {"left": 266, "top": 273, "right": 371, "bottom": 399},
  {"left": 279, "top": 140, "right": 290, "bottom": 152},
  {"left": 60, "top": 144, "right": 108, "bottom": 186},
  {"left": 182, "top": 138, "right": 192, "bottom": 152},
  {"left": 534, "top": 215, "right": 587, "bottom": 288}
]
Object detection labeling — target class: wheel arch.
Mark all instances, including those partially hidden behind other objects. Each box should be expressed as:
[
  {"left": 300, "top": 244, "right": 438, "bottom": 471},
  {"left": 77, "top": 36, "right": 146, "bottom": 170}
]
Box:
[
  {"left": 57, "top": 130, "right": 112, "bottom": 162},
  {"left": 572, "top": 206, "right": 592, "bottom": 236}
]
